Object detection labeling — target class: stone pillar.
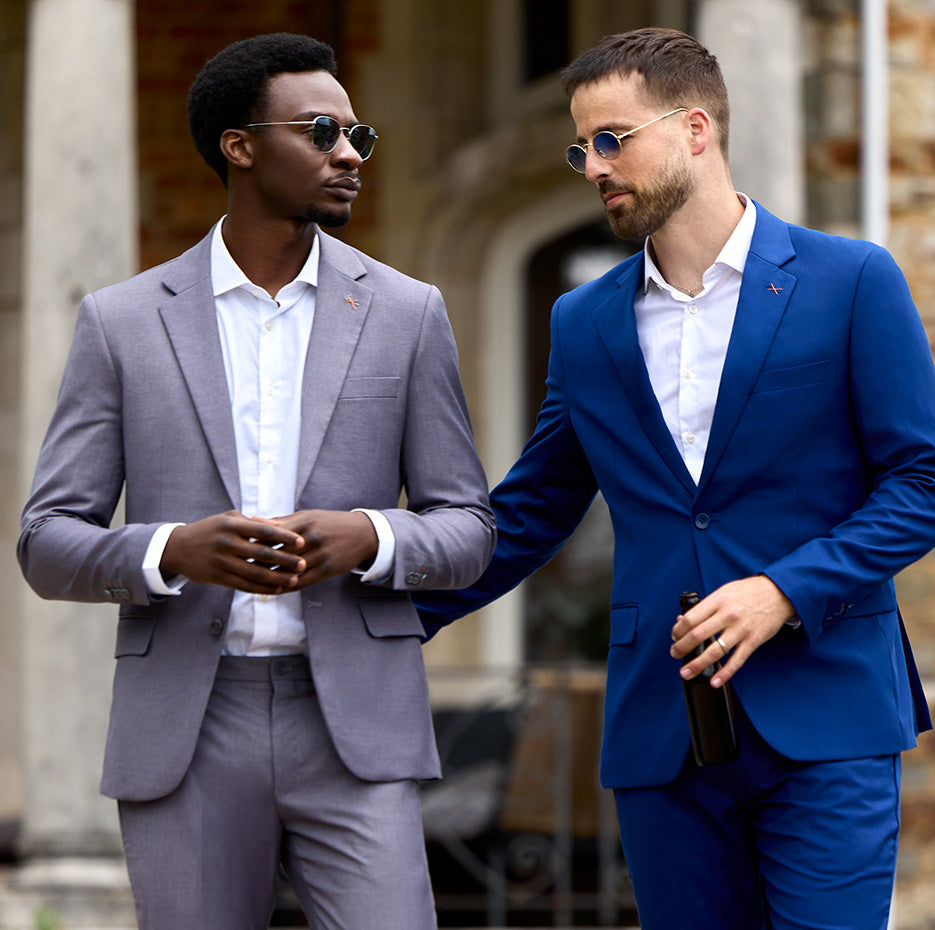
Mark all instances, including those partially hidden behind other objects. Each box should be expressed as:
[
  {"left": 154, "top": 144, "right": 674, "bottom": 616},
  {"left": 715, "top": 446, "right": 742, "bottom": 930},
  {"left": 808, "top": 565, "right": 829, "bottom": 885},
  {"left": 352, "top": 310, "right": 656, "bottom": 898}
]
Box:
[
  {"left": 697, "top": 0, "right": 805, "bottom": 225},
  {"left": 3, "top": 0, "right": 139, "bottom": 926},
  {"left": 0, "top": 0, "right": 27, "bottom": 847}
]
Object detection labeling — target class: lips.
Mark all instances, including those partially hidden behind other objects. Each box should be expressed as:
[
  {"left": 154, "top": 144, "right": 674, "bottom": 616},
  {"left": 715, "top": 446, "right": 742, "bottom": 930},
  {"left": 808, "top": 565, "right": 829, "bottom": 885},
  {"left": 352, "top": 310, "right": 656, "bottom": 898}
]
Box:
[
  {"left": 326, "top": 176, "right": 361, "bottom": 201},
  {"left": 601, "top": 187, "right": 631, "bottom": 207}
]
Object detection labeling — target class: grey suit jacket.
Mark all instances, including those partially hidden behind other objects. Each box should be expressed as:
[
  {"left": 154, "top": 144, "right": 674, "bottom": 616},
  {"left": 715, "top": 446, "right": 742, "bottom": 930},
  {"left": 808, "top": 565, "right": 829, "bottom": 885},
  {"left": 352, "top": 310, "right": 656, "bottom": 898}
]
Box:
[{"left": 19, "top": 228, "right": 495, "bottom": 802}]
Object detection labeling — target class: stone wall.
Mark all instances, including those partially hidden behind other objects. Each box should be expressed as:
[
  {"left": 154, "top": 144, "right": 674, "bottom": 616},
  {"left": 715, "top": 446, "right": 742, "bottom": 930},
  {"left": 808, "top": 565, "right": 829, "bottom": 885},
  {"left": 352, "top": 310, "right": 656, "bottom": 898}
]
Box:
[{"left": 0, "top": 0, "right": 25, "bottom": 836}]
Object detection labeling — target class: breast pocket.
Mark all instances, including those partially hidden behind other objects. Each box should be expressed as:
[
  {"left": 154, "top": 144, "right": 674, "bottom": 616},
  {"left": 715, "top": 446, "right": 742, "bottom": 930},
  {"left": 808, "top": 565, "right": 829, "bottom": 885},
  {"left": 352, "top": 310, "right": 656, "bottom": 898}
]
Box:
[
  {"left": 339, "top": 377, "right": 400, "bottom": 399},
  {"left": 752, "top": 360, "right": 831, "bottom": 394}
]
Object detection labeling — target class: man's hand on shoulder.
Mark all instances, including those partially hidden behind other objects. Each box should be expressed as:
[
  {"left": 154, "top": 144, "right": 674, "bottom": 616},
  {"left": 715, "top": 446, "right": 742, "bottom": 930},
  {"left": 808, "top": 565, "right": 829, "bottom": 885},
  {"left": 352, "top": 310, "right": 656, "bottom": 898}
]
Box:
[
  {"left": 160, "top": 511, "right": 306, "bottom": 594},
  {"left": 254, "top": 510, "right": 379, "bottom": 588}
]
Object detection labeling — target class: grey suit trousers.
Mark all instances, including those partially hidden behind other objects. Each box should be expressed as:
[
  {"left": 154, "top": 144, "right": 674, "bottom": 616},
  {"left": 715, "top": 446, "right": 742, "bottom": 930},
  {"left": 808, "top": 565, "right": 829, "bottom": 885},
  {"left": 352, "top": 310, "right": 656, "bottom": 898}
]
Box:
[{"left": 118, "top": 656, "right": 437, "bottom": 930}]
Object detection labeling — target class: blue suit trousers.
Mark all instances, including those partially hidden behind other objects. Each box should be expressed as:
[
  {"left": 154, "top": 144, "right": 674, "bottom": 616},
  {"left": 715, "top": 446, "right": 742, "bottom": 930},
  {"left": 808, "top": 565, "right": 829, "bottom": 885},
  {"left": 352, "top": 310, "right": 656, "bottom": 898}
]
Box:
[{"left": 614, "top": 703, "right": 900, "bottom": 930}]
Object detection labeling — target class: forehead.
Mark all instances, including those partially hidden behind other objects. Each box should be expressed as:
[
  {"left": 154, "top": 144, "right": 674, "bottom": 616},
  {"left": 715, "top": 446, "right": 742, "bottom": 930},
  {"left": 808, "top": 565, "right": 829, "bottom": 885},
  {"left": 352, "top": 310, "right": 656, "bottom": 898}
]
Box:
[
  {"left": 570, "top": 72, "right": 653, "bottom": 132},
  {"left": 262, "top": 70, "right": 355, "bottom": 122}
]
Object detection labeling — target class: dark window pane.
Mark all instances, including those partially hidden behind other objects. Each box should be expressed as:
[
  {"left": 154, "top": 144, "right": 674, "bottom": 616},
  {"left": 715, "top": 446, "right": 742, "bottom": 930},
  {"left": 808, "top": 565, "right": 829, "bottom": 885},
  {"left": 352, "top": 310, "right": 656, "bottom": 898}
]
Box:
[{"left": 522, "top": 0, "right": 570, "bottom": 82}]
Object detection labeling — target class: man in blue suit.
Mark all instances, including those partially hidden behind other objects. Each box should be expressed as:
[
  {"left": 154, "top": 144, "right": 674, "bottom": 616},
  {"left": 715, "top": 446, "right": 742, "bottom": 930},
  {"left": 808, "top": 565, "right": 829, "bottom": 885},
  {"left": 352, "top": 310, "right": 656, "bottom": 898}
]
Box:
[{"left": 418, "top": 28, "right": 935, "bottom": 929}]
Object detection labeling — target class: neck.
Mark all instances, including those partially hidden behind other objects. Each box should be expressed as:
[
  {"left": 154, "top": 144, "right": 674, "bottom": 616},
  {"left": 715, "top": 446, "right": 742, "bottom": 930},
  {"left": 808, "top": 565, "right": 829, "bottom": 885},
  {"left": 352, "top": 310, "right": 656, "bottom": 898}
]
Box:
[
  {"left": 221, "top": 211, "right": 318, "bottom": 297},
  {"left": 649, "top": 186, "right": 745, "bottom": 296}
]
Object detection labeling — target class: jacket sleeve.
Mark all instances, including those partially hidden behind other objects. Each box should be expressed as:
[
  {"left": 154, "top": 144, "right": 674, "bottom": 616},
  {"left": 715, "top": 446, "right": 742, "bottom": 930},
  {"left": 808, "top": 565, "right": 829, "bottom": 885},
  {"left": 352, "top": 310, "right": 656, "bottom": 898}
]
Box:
[
  {"left": 414, "top": 292, "right": 598, "bottom": 627},
  {"left": 379, "top": 285, "right": 497, "bottom": 591},
  {"left": 18, "top": 292, "right": 159, "bottom": 605},
  {"left": 764, "top": 245, "right": 935, "bottom": 640}
]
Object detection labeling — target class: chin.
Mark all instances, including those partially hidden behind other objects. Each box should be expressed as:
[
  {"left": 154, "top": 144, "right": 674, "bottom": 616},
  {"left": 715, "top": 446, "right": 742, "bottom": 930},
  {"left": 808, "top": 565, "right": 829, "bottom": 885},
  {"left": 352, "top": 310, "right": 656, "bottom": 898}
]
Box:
[{"left": 312, "top": 209, "right": 352, "bottom": 229}]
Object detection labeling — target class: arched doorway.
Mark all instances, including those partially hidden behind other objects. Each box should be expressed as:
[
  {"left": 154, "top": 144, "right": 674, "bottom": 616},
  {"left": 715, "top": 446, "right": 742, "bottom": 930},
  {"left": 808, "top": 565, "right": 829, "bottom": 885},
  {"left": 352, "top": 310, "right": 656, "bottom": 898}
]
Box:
[{"left": 522, "top": 221, "right": 640, "bottom": 663}]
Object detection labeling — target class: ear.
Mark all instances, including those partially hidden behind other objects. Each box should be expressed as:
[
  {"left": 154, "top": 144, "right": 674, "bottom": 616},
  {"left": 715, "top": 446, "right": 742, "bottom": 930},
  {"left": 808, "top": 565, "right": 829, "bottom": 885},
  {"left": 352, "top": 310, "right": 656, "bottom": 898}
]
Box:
[
  {"left": 686, "top": 108, "right": 715, "bottom": 156},
  {"left": 220, "top": 128, "right": 254, "bottom": 171}
]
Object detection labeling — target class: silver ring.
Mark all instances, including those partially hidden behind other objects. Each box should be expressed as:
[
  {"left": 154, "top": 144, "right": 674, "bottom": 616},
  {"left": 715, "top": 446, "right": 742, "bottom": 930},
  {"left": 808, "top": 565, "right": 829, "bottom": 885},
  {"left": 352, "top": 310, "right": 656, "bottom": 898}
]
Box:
[{"left": 715, "top": 635, "right": 729, "bottom": 657}]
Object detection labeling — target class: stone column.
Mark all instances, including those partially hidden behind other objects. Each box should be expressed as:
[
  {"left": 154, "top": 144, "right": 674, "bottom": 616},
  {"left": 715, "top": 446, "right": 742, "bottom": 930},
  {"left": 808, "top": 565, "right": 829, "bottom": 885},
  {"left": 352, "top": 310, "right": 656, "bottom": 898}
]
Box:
[
  {"left": 697, "top": 0, "right": 805, "bottom": 225},
  {"left": 3, "top": 0, "right": 139, "bottom": 926}
]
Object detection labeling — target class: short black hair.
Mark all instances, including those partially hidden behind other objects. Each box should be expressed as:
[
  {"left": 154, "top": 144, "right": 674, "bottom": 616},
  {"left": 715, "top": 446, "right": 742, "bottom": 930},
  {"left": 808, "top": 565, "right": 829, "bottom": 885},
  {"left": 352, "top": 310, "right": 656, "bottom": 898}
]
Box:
[
  {"left": 187, "top": 33, "right": 338, "bottom": 185},
  {"left": 561, "top": 28, "right": 730, "bottom": 156}
]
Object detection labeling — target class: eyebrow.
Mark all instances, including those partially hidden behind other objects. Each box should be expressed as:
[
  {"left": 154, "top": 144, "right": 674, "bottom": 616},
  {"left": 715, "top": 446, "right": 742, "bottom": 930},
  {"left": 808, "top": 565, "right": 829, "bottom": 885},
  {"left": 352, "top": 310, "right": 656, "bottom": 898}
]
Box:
[
  {"left": 576, "top": 124, "right": 633, "bottom": 144},
  {"left": 289, "top": 110, "right": 358, "bottom": 124}
]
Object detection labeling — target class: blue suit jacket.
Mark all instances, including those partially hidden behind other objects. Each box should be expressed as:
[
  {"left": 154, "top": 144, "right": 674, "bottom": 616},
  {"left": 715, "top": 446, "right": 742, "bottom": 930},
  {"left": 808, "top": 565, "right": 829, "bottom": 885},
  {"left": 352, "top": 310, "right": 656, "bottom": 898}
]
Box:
[{"left": 419, "top": 204, "right": 935, "bottom": 789}]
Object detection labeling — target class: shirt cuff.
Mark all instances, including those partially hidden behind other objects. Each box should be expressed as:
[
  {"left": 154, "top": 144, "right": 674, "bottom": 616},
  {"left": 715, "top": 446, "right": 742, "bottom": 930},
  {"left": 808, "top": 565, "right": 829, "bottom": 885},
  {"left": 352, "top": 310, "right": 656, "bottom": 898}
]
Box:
[
  {"left": 351, "top": 509, "right": 396, "bottom": 583},
  {"left": 142, "top": 523, "right": 188, "bottom": 596}
]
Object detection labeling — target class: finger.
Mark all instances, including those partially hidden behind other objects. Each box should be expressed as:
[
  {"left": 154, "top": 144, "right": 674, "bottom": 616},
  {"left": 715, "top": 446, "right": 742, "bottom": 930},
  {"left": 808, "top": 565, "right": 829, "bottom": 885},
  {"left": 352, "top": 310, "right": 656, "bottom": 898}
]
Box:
[
  {"left": 670, "top": 615, "right": 726, "bottom": 659},
  {"left": 213, "top": 551, "right": 299, "bottom": 589},
  {"left": 246, "top": 542, "right": 307, "bottom": 573},
  {"left": 710, "top": 647, "right": 750, "bottom": 688},
  {"left": 678, "top": 639, "right": 728, "bottom": 681}
]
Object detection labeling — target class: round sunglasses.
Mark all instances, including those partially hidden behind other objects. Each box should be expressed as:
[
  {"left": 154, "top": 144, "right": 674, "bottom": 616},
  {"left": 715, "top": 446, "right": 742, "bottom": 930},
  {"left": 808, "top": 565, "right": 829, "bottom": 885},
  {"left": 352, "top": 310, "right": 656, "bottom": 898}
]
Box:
[
  {"left": 565, "top": 108, "right": 689, "bottom": 173},
  {"left": 242, "top": 115, "right": 378, "bottom": 161}
]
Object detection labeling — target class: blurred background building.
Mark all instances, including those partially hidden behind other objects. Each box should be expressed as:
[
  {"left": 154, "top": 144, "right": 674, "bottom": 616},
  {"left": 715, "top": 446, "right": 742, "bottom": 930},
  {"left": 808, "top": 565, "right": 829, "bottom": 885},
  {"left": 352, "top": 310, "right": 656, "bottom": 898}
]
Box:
[{"left": 2, "top": 0, "right": 935, "bottom": 926}]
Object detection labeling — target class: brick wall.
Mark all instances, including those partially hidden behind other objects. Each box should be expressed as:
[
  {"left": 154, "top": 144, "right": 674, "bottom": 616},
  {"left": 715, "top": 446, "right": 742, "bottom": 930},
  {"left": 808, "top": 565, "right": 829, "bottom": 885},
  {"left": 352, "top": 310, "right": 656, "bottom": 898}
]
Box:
[{"left": 135, "top": 0, "right": 354, "bottom": 270}]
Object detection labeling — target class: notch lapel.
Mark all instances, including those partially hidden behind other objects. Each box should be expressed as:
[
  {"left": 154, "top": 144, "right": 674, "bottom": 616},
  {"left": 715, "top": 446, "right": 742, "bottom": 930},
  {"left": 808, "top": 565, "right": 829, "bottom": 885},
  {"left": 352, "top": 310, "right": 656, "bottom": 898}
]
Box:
[
  {"left": 697, "top": 209, "right": 797, "bottom": 492},
  {"left": 591, "top": 260, "right": 696, "bottom": 495},
  {"left": 294, "top": 236, "right": 371, "bottom": 498},
  {"left": 158, "top": 239, "right": 242, "bottom": 509}
]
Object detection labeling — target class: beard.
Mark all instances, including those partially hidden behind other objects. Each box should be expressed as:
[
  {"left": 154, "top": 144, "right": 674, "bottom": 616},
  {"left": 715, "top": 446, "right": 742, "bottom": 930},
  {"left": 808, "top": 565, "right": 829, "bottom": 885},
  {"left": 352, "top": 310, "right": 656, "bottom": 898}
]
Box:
[
  {"left": 602, "top": 157, "right": 694, "bottom": 240},
  {"left": 308, "top": 206, "right": 352, "bottom": 228}
]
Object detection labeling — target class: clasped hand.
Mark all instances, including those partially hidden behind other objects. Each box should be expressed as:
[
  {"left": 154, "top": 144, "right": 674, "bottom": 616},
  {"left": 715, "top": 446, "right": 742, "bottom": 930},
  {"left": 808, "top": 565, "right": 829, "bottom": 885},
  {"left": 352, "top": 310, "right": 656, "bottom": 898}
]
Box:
[
  {"left": 161, "top": 509, "right": 379, "bottom": 595},
  {"left": 669, "top": 575, "right": 796, "bottom": 688}
]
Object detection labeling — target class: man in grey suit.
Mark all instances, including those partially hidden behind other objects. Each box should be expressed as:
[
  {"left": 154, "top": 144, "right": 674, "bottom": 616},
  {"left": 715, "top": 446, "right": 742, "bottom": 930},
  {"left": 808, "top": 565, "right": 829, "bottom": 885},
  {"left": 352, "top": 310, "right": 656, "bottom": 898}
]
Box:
[{"left": 18, "top": 33, "right": 494, "bottom": 930}]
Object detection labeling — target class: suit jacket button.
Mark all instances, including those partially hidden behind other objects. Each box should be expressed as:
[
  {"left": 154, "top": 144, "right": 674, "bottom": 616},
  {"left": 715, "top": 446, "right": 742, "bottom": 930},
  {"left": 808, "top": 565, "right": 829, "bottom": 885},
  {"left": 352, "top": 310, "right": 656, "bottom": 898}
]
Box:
[
  {"left": 694, "top": 513, "right": 711, "bottom": 530},
  {"left": 209, "top": 618, "right": 224, "bottom": 637}
]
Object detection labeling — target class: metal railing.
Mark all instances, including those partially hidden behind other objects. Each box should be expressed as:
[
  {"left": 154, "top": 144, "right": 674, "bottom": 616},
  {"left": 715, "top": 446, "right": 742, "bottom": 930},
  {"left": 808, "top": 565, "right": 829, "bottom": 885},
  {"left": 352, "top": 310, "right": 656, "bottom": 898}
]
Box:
[{"left": 424, "top": 665, "right": 637, "bottom": 927}]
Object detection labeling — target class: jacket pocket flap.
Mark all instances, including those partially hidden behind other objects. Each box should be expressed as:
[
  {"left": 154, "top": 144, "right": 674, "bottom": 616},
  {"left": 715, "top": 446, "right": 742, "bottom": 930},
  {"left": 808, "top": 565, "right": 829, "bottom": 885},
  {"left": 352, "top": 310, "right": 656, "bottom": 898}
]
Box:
[
  {"left": 610, "top": 605, "right": 638, "bottom": 645},
  {"left": 114, "top": 615, "right": 157, "bottom": 657},
  {"left": 339, "top": 377, "right": 400, "bottom": 399},
  {"left": 359, "top": 597, "right": 424, "bottom": 638},
  {"left": 753, "top": 360, "right": 830, "bottom": 394}
]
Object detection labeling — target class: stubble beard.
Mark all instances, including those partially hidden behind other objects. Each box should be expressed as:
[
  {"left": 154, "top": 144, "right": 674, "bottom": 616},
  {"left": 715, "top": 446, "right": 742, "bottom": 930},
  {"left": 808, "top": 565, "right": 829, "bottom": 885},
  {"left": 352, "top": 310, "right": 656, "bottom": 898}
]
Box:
[
  {"left": 604, "top": 159, "right": 695, "bottom": 241},
  {"left": 309, "top": 206, "right": 352, "bottom": 229}
]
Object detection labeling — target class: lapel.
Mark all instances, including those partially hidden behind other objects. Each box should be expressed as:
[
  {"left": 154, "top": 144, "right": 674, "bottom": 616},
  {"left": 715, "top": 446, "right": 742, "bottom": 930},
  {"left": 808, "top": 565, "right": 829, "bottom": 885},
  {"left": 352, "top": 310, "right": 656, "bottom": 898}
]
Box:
[
  {"left": 158, "top": 230, "right": 242, "bottom": 509},
  {"left": 696, "top": 204, "right": 797, "bottom": 493},
  {"left": 592, "top": 256, "right": 697, "bottom": 495},
  {"left": 294, "top": 231, "right": 372, "bottom": 497}
]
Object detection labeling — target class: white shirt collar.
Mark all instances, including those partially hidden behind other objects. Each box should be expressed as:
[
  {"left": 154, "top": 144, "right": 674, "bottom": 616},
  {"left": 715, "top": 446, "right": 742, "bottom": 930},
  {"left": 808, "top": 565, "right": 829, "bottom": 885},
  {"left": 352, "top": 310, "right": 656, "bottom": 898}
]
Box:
[
  {"left": 642, "top": 193, "right": 756, "bottom": 296},
  {"left": 210, "top": 218, "right": 320, "bottom": 298}
]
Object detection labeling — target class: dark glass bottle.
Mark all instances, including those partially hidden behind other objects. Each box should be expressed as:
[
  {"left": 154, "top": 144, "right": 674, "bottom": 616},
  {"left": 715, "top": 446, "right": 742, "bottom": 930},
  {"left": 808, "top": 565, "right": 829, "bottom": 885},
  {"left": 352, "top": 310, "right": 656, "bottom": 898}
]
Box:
[{"left": 679, "top": 591, "right": 739, "bottom": 766}]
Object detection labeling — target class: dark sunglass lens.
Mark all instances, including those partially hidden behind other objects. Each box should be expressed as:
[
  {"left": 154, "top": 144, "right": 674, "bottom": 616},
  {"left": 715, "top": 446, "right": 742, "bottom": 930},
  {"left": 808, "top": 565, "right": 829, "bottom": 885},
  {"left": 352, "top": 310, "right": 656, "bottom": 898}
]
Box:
[
  {"left": 592, "top": 131, "right": 621, "bottom": 161},
  {"left": 565, "top": 145, "right": 587, "bottom": 173},
  {"left": 348, "top": 125, "right": 377, "bottom": 160},
  {"left": 311, "top": 116, "right": 341, "bottom": 152}
]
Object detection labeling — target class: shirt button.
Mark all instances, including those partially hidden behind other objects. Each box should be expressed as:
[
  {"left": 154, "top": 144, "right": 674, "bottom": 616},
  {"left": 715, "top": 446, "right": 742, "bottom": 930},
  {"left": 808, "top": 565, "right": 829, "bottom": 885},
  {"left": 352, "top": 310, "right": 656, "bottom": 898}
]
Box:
[
  {"left": 685, "top": 432, "right": 696, "bottom": 445},
  {"left": 682, "top": 368, "right": 694, "bottom": 380},
  {"left": 688, "top": 304, "right": 699, "bottom": 314},
  {"left": 265, "top": 321, "right": 274, "bottom": 331}
]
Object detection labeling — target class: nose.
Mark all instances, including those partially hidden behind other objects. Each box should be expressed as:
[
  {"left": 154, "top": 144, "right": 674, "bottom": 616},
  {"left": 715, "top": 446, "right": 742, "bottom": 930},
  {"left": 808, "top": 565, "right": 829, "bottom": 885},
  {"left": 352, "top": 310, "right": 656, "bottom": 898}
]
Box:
[
  {"left": 330, "top": 130, "right": 363, "bottom": 168},
  {"left": 584, "top": 148, "right": 612, "bottom": 184}
]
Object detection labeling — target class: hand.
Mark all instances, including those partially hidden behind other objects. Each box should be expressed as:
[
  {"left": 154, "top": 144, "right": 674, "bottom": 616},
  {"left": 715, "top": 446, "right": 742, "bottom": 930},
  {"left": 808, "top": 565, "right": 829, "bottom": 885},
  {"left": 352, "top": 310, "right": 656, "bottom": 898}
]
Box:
[
  {"left": 669, "top": 575, "right": 796, "bottom": 688},
  {"left": 253, "top": 510, "right": 379, "bottom": 588},
  {"left": 160, "top": 510, "right": 307, "bottom": 594}
]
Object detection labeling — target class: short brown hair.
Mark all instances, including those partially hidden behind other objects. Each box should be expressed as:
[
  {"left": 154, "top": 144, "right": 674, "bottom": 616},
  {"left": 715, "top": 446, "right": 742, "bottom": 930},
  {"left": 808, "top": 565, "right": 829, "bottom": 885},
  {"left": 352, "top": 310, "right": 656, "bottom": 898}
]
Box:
[{"left": 561, "top": 28, "right": 730, "bottom": 156}]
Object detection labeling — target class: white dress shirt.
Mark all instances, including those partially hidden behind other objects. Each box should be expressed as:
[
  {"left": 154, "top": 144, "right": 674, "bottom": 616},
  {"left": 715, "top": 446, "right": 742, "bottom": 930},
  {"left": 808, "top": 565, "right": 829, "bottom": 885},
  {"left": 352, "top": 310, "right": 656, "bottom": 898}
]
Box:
[
  {"left": 635, "top": 195, "right": 756, "bottom": 484},
  {"left": 142, "top": 220, "right": 394, "bottom": 655}
]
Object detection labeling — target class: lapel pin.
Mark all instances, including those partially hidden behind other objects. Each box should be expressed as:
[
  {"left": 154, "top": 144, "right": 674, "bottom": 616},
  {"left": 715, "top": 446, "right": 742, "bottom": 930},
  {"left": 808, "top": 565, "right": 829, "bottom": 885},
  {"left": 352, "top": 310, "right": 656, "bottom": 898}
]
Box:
[
  {"left": 344, "top": 294, "right": 360, "bottom": 310},
  {"left": 766, "top": 283, "right": 783, "bottom": 295}
]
